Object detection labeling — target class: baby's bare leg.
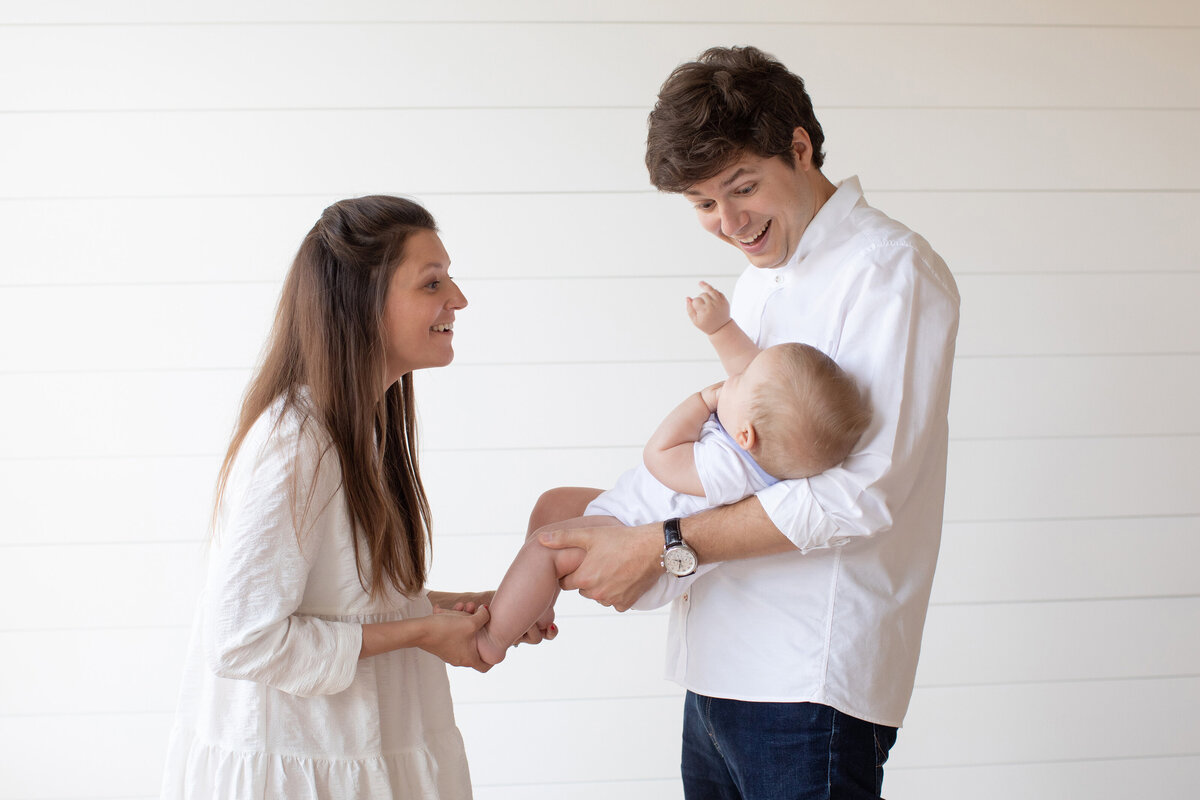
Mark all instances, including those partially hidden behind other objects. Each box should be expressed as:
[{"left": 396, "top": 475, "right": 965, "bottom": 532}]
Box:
[
  {"left": 526, "top": 487, "right": 604, "bottom": 536},
  {"left": 476, "top": 514, "right": 619, "bottom": 665}
]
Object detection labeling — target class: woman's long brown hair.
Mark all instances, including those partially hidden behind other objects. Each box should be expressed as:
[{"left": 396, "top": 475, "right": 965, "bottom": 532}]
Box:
[{"left": 214, "top": 196, "right": 436, "bottom": 599}]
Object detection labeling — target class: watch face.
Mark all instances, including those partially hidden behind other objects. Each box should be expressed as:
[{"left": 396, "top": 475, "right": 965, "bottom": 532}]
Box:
[{"left": 664, "top": 546, "right": 697, "bottom": 576}]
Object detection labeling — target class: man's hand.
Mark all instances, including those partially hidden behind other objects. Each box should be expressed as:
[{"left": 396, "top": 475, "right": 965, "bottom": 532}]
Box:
[
  {"left": 538, "top": 521, "right": 663, "bottom": 611},
  {"left": 686, "top": 281, "right": 733, "bottom": 335}
]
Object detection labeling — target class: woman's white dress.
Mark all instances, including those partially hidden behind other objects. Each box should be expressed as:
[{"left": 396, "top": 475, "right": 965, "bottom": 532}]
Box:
[{"left": 161, "top": 398, "right": 472, "bottom": 798}]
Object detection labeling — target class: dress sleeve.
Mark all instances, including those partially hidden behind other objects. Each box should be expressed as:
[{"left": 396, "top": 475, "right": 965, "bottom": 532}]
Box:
[
  {"left": 755, "top": 245, "right": 960, "bottom": 552},
  {"left": 203, "top": 412, "right": 363, "bottom": 697}
]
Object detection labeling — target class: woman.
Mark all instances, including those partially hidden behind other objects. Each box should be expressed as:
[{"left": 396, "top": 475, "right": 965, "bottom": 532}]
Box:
[{"left": 161, "top": 196, "right": 538, "bottom": 798}]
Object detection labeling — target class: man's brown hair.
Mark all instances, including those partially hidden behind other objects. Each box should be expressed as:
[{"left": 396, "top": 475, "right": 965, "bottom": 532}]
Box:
[{"left": 646, "top": 46, "right": 826, "bottom": 192}]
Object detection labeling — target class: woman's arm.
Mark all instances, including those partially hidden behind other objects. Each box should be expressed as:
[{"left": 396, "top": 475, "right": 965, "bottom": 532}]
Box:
[{"left": 361, "top": 607, "right": 491, "bottom": 669}]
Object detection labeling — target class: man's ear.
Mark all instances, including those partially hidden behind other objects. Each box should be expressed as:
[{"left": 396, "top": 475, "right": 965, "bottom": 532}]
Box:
[
  {"left": 791, "top": 126, "right": 815, "bottom": 170},
  {"left": 735, "top": 423, "right": 757, "bottom": 452}
]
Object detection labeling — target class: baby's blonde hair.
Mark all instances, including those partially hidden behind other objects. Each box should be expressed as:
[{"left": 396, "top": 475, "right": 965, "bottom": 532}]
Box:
[{"left": 746, "top": 343, "right": 871, "bottom": 480}]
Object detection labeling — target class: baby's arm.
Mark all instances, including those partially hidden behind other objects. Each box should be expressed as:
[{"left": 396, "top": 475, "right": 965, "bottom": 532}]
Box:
[
  {"left": 687, "top": 281, "right": 760, "bottom": 376},
  {"left": 642, "top": 382, "right": 721, "bottom": 496}
]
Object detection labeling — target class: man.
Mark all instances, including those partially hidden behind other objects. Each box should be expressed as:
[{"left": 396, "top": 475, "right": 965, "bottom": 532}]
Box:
[{"left": 541, "top": 46, "right": 959, "bottom": 799}]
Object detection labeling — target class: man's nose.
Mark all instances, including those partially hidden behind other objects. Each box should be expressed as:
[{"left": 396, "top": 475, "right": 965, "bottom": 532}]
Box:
[{"left": 720, "top": 207, "right": 746, "bottom": 238}]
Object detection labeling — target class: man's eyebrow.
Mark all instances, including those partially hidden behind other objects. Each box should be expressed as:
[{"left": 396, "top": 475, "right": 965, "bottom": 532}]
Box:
[
  {"left": 720, "top": 167, "right": 753, "bottom": 188},
  {"left": 683, "top": 167, "right": 755, "bottom": 196}
]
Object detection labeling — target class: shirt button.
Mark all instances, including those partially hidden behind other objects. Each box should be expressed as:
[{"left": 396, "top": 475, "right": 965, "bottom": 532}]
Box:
[
  {"left": 682, "top": 593, "right": 689, "bottom": 602},
  {"left": 774, "top": 275, "right": 784, "bottom": 284}
]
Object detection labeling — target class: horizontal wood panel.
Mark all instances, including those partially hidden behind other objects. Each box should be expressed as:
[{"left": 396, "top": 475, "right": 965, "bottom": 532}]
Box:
[
  {"left": 4, "top": 354, "right": 1197, "bottom": 546},
  {"left": 4, "top": 109, "right": 1199, "bottom": 199},
  {"left": 947, "top": 354, "right": 1200, "bottom": 439},
  {"left": 823, "top": 109, "right": 1200, "bottom": 192},
  {"left": 944, "top": 436, "right": 1200, "bottom": 521},
  {"left": 431, "top": 520, "right": 1200, "bottom": 607},
  {"left": 0, "top": 615, "right": 671, "bottom": 716},
  {"left": 6, "top": 596, "right": 1192, "bottom": 715},
  {"left": 894, "top": 676, "right": 1200, "bottom": 766},
  {"left": 4, "top": 681, "right": 1194, "bottom": 795},
  {"left": 3, "top": 274, "right": 1196, "bottom": 377},
  {"left": 933, "top": 516, "right": 1200, "bottom": 603},
  {"left": 475, "top": 780, "right": 682, "bottom": 800},
  {"left": 7, "top": 506, "right": 1196, "bottom": 630},
  {"left": 881, "top": 191, "right": 1200, "bottom": 276},
  {"left": 3, "top": 436, "right": 1195, "bottom": 549},
  {"left": 0, "top": 627, "right": 193, "bottom": 716},
  {"left": 478, "top": 756, "right": 1200, "bottom": 800},
  {"left": 0, "top": 371, "right": 248, "bottom": 459},
  {"left": 0, "top": 7, "right": 1192, "bottom": 800},
  {"left": 0, "top": 543, "right": 207, "bottom": 631},
  {"left": 3, "top": 353, "right": 1198, "bottom": 466},
  {"left": 916, "top": 597, "right": 1200, "bottom": 686},
  {"left": 422, "top": 355, "right": 1200, "bottom": 448},
  {"left": 0, "top": 456, "right": 221, "bottom": 546},
  {"left": 958, "top": 273, "right": 1200, "bottom": 357},
  {"left": 887, "top": 755, "right": 1200, "bottom": 800},
  {"left": 3, "top": 25, "right": 1195, "bottom": 110},
  {"left": 2, "top": 1, "right": 1197, "bottom": 26},
  {"left": 4, "top": 191, "right": 1196, "bottom": 287},
  {"left": 0, "top": 711, "right": 175, "bottom": 799},
  {"left": 6, "top": 496, "right": 1194, "bottom": 606}
]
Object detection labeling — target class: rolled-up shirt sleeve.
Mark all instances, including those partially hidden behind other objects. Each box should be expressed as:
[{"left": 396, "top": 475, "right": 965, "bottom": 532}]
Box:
[
  {"left": 203, "top": 416, "right": 363, "bottom": 697},
  {"left": 756, "top": 243, "right": 960, "bottom": 553}
]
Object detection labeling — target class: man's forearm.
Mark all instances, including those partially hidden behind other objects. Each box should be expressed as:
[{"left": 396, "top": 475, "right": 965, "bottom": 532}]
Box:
[{"left": 680, "top": 495, "right": 796, "bottom": 565}]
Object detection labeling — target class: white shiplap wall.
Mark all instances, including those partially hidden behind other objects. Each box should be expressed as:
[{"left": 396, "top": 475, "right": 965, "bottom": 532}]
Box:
[{"left": 1, "top": 2, "right": 1197, "bottom": 798}]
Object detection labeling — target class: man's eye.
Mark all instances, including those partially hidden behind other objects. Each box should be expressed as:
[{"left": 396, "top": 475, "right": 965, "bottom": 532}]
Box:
[
  {"left": 426, "top": 281, "right": 440, "bottom": 290},
  {"left": 736, "top": 184, "right": 755, "bottom": 195}
]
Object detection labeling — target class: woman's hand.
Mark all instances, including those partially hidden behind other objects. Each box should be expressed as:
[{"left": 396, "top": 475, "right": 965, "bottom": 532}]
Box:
[
  {"left": 360, "top": 603, "right": 493, "bottom": 672},
  {"left": 435, "top": 590, "right": 558, "bottom": 646},
  {"left": 422, "top": 605, "right": 493, "bottom": 672}
]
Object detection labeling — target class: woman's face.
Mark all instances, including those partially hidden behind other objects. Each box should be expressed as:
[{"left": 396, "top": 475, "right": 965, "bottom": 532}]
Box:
[{"left": 381, "top": 230, "right": 468, "bottom": 385}]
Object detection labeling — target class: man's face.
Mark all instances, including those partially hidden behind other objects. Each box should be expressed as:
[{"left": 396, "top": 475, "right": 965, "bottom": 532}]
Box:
[{"left": 683, "top": 132, "right": 819, "bottom": 270}]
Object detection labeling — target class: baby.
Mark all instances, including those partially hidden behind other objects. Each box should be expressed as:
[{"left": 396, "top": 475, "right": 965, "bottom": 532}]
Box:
[{"left": 476, "top": 282, "right": 871, "bottom": 665}]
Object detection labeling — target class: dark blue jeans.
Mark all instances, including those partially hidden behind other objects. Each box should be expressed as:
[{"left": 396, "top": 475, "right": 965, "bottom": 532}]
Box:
[{"left": 681, "top": 692, "right": 898, "bottom": 800}]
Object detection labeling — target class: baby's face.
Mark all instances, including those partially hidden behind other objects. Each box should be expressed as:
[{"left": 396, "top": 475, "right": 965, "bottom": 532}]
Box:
[{"left": 716, "top": 348, "right": 777, "bottom": 437}]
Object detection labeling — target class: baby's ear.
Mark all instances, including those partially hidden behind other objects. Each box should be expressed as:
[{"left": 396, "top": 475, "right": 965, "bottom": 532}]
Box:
[{"left": 735, "top": 423, "right": 757, "bottom": 452}]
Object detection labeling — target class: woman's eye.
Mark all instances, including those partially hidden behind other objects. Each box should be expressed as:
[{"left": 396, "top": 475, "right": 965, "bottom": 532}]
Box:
[
  {"left": 736, "top": 184, "right": 755, "bottom": 195},
  {"left": 426, "top": 280, "right": 440, "bottom": 290}
]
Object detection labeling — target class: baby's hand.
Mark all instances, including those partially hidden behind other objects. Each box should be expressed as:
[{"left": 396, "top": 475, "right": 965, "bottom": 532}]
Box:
[{"left": 686, "top": 281, "right": 732, "bottom": 335}]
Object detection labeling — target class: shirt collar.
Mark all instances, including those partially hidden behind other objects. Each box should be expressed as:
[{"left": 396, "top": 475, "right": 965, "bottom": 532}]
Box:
[{"left": 786, "top": 175, "right": 864, "bottom": 269}]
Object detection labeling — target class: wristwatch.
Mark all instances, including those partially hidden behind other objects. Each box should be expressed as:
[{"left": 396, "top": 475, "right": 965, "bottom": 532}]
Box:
[{"left": 661, "top": 517, "right": 698, "bottom": 577}]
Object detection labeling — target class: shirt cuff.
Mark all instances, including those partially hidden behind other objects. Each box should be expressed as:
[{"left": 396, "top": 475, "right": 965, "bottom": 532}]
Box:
[{"left": 755, "top": 480, "right": 849, "bottom": 554}]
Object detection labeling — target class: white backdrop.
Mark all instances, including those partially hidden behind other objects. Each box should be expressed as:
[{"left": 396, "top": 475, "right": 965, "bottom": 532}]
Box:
[{"left": 1, "top": 2, "right": 1197, "bottom": 798}]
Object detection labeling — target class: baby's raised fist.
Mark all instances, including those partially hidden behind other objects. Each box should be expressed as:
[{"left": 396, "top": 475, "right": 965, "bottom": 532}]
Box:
[{"left": 686, "top": 281, "right": 732, "bottom": 334}]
